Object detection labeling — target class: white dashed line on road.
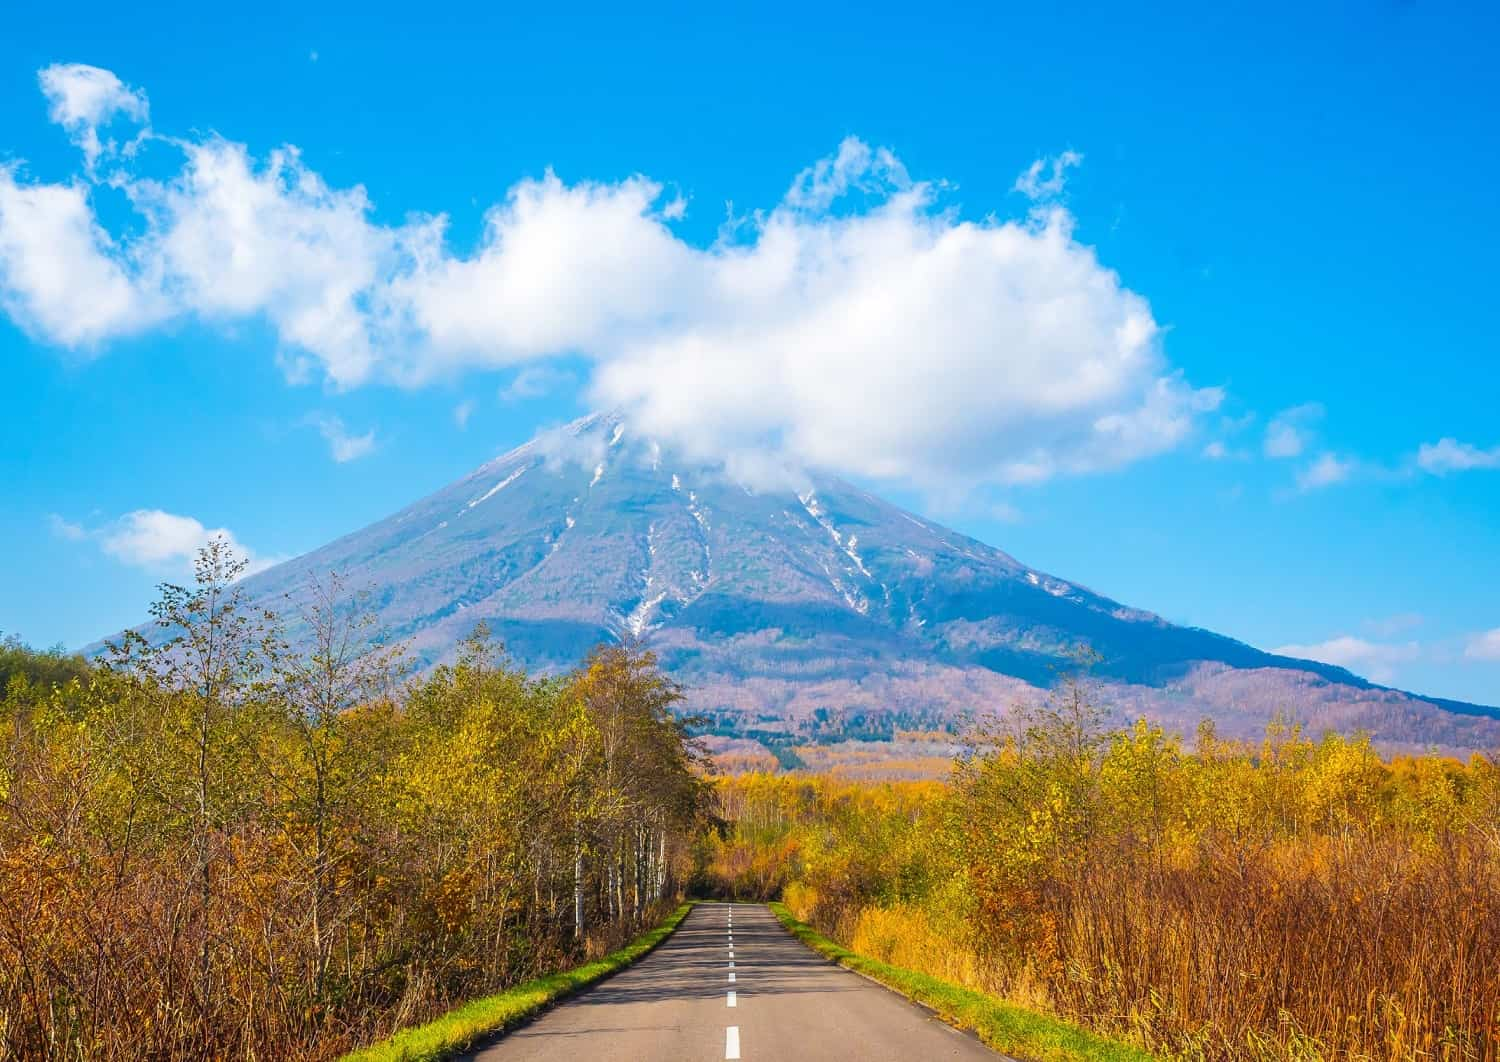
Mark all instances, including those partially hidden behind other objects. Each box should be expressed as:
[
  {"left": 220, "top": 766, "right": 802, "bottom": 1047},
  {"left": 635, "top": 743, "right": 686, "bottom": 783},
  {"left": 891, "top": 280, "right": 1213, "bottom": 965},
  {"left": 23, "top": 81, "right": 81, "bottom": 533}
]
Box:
[{"left": 724, "top": 908, "right": 740, "bottom": 1056}]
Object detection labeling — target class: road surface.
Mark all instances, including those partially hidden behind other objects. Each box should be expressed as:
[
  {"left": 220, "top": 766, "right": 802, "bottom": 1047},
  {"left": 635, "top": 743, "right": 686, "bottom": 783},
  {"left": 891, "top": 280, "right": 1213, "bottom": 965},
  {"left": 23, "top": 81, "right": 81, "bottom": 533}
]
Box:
[{"left": 467, "top": 901, "right": 1002, "bottom": 1061}]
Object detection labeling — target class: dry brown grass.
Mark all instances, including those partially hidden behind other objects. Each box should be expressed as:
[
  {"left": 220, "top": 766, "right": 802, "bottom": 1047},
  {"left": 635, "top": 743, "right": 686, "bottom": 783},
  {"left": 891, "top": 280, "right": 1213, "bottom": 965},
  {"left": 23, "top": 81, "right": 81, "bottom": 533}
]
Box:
[{"left": 708, "top": 723, "right": 1500, "bottom": 1060}]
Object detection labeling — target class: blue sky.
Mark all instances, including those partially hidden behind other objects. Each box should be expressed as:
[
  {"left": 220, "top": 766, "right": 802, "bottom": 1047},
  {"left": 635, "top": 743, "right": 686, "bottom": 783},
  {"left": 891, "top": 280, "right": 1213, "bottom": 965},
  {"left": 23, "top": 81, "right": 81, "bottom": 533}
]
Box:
[{"left": 3, "top": 0, "right": 1498, "bottom": 704}]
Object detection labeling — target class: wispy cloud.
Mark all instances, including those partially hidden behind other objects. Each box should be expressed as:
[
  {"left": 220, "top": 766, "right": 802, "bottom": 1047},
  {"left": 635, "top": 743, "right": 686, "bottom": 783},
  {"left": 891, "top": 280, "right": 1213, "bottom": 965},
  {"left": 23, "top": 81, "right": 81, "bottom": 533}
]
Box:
[
  {"left": 310, "top": 414, "right": 376, "bottom": 462},
  {"left": 452, "top": 399, "right": 476, "bottom": 430},
  {"left": 1201, "top": 440, "right": 1252, "bottom": 461},
  {"left": 500, "top": 365, "right": 574, "bottom": 403},
  {"left": 1416, "top": 437, "right": 1500, "bottom": 475},
  {"left": 37, "top": 63, "right": 149, "bottom": 169},
  {"left": 785, "top": 136, "right": 909, "bottom": 211},
  {"left": 1364, "top": 613, "right": 1424, "bottom": 638},
  {"left": 1272, "top": 634, "right": 1420, "bottom": 684},
  {"left": 47, "top": 513, "right": 88, "bottom": 541},
  {"left": 1295, "top": 452, "right": 1355, "bottom": 492},
  {"left": 1465, "top": 628, "right": 1500, "bottom": 661},
  {"left": 1013, "top": 149, "right": 1083, "bottom": 201},
  {"left": 1264, "top": 403, "right": 1323, "bottom": 459}
]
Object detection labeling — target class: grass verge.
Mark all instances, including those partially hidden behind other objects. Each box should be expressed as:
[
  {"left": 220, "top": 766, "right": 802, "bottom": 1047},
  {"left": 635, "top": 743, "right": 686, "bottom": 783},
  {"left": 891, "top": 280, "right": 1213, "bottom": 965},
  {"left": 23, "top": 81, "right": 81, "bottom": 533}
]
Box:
[
  {"left": 768, "top": 902, "right": 1154, "bottom": 1062},
  {"left": 341, "top": 902, "right": 694, "bottom": 1062}
]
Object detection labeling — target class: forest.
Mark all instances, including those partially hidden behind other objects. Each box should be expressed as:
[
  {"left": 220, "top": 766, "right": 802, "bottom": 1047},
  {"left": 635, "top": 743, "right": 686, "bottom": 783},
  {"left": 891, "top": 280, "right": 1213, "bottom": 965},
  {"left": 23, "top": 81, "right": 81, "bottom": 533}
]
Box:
[
  {"left": 0, "top": 542, "right": 710, "bottom": 1060},
  {"left": 701, "top": 671, "right": 1500, "bottom": 1059},
  {"left": 5, "top": 543, "right": 1500, "bottom": 1060}
]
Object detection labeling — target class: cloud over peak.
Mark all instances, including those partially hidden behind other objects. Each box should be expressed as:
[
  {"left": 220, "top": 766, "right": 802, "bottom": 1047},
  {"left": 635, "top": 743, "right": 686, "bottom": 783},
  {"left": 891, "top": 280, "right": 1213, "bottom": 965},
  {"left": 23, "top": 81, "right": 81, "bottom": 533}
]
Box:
[{"left": 1, "top": 65, "right": 1221, "bottom": 491}]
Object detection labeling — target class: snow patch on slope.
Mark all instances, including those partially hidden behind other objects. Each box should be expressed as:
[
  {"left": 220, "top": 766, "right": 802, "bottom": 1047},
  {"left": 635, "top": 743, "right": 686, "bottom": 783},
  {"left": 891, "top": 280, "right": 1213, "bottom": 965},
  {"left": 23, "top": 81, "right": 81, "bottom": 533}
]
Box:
[
  {"left": 1027, "top": 570, "right": 1080, "bottom": 601},
  {"left": 817, "top": 558, "right": 870, "bottom": 616},
  {"left": 843, "top": 533, "right": 872, "bottom": 579},
  {"left": 617, "top": 523, "right": 657, "bottom": 636},
  {"left": 798, "top": 490, "right": 883, "bottom": 610},
  {"left": 621, "top": 523, "right": 681, "bottom": 636},
  {"left": 687, "top": 491, "right": 709, "bottom": 531},
  {"left": 465, "top": 465, "right": 528, "bottom": 510},
  {"left": 624, "top": 593, "right": 667, "bottom": 636},
  {"left": 550, "top": 513, "right": 577, "bottom": 554}
]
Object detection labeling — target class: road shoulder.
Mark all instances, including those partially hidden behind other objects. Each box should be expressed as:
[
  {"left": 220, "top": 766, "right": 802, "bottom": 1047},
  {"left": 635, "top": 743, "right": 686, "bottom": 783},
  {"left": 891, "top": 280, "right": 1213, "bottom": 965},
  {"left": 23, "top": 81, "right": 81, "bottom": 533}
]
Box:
[{"left": 768, "top": 902, "right": 1155, "bottom": 1062}]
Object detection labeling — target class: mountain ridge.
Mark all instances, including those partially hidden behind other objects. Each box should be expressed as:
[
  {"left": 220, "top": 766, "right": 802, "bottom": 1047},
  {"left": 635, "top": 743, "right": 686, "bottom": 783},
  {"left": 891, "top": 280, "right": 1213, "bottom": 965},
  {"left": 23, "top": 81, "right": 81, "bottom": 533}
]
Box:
[{"left": 96, "top": 412, "right": 1500, "bottom": 753}]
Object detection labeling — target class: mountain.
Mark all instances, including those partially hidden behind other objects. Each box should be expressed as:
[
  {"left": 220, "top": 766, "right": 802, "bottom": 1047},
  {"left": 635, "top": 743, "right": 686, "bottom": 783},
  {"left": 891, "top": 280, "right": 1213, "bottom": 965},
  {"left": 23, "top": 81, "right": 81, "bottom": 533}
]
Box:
[{"left": 115, "top": 413, "right": 1500, "bottom": 754}]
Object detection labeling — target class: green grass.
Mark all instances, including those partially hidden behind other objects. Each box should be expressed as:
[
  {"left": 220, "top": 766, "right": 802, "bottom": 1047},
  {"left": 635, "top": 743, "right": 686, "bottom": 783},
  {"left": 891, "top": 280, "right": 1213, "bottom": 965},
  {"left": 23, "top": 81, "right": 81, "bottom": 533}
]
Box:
[
  {"left": 768, "top": 903, "right": 1155, "bottom": 1062},
  {"left": 340, "top": 903, "right": 694, "bottom": 1062}
]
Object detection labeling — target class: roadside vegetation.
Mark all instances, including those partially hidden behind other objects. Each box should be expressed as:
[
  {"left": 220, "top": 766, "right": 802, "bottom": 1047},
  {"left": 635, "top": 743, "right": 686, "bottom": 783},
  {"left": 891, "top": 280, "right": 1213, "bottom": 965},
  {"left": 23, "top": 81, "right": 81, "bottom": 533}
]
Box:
[
  {"left": 8, "top": 545, "right": 1500, "bottom": 1061},
  {"left": 0, "top": 542, "right": 711, "bottom": 1060},
  {"left": 702, "top": 670, "right": 1500, "bottom": 1060},
  {"left": 341, "top": 902, "right": 693, "bottom": 1062},
  {"left": 770, "top": 902, "right": 1151, "bottom": 1062}
]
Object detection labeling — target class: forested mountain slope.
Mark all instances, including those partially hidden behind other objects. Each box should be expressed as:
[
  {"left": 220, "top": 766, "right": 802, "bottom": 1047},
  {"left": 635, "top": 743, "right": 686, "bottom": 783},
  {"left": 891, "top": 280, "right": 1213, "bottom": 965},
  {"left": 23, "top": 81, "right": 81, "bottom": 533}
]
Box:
[{"left": 100, "top": 412, "right": 1500, "bottom": 752}]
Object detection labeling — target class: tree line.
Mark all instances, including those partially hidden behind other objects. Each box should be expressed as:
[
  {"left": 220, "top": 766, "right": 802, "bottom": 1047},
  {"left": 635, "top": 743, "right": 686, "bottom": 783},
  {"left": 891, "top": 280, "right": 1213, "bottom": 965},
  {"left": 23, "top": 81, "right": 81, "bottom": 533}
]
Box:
[{"left": 0, "top": 540, "right": 711, "bottom": 1060}]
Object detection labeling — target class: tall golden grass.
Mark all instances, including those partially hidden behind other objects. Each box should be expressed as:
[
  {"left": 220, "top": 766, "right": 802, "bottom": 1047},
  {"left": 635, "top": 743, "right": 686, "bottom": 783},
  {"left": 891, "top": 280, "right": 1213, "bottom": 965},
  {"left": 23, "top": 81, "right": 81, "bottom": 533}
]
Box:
[{"left": 707, "top": 709, "right": 1500, "bottom": 1059}]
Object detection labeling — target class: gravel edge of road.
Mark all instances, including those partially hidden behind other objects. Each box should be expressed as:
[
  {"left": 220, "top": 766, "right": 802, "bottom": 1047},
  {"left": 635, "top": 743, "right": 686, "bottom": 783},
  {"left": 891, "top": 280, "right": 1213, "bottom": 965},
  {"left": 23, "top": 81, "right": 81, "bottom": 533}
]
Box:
[
  {"left": 340, "top": 902, "right": 695, "bottom": 1062},
  {"left": 767, "top": 902, "right": 1156, "bottom": 1062}
]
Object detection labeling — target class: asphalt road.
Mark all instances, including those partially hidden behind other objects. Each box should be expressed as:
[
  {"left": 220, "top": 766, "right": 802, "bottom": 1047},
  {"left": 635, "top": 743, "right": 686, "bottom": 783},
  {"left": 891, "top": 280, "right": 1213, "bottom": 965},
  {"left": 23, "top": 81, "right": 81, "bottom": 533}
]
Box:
[{"left": 467, "top": 901, "right": 1003, "bottom": 1061}]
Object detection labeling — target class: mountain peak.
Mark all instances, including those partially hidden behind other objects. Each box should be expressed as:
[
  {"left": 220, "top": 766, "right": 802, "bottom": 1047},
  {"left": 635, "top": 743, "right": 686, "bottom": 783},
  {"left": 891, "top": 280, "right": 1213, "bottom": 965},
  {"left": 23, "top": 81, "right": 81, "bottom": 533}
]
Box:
[{"left": 123, "top": 415, "right": 1500, "bottom": 754}]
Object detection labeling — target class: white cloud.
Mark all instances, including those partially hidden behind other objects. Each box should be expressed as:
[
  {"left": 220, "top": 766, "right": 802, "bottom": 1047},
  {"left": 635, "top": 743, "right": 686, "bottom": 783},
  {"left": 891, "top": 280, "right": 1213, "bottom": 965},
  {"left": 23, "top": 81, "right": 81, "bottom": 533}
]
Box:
[
  {"left": 785, "top": 136, "right": 910, "bottom": 211},
  {"left": 501, "top": 365, "right": 575, "bottom": 402},
  {"left": 0, "top": 166, "right": 165, "bottom": 346},
  {"left": 93, "top": 509, "right": 276, "bottom": 576},
  {"left": 1271, "top": 634, "right": 1420, "bottom": 684},
  {"left": 1416, "top": 437, "right": 1500, "bottom": 475},
  {"left": 1, "top": 66, "right": 1223, "bottom": 491},
  {"left": 1013, "top": 150, "right": 1083, "bottom": 201},
  {"left": 989, "top": 500, "right": 1023, "bottom": 523},
  {"left": 37, "top": 63, "right": 149, "bottom": 168},
  {"left": 1202, "top": 440, "right": 1228, "bottom": 459},
  {"left": 1296, "top": 452, "right": 1354, "bottom": 491},
  {"left": 1465, "top": 628, "right": 1500, "bottom": 662},
  {"left": 1364, "top": 613, "right": 1424, "bottom": 638},
  {"left": 311, "top": 414, "right": 376, "bottom": 462},
  {"left": 453, "top": 399, "right": 476, "bottom": 429},
  {"left": 1264, "top": 402, "right": 1323, "bottom": 458},
  {"left": 134, "top": 139, "right": 396, "bottom": 387},
  {"left": 47, "top": 513, "right": 87, "bottom": 541}
]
